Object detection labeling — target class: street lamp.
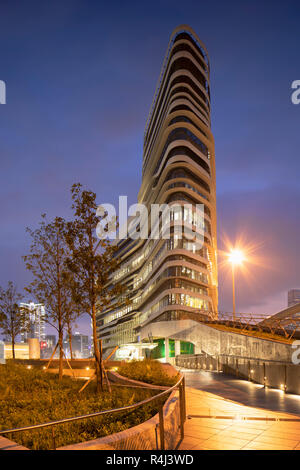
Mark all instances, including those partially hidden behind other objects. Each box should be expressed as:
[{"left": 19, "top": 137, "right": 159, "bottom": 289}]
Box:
[{"left": 228, "top": 249, "right": 245, "bottom": 321}]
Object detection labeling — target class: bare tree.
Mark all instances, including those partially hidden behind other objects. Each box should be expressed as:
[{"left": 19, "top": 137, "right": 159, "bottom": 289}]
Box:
[
  {"left": 65, "top": 306, "right": 81, "bottom": 360},
  {"left": 66, "top": 183, "right": 123, "bottom": 392},
  {"left": 23, "top": 215, "right": 76, "bottom": 379},
  {"left": 0, "top": 282, "right": 26, "bottom": 359}
]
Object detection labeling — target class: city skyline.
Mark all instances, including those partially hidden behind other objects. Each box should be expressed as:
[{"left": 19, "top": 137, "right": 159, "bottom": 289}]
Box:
[{"left": 0, "top": 1, "right": 300, "bottom": 335}]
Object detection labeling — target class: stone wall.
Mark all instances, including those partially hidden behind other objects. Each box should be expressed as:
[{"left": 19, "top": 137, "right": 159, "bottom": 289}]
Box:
[{"left": 141, "top": 320, "right": 293, "bottom": 362}]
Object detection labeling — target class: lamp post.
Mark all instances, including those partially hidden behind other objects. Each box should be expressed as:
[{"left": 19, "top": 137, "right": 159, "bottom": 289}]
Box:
[
  {"left": 228, "top": 249, "right": 244, "bottom": 322},
  {"left": 231, "top": 262, "right": 236, "bottom": 320}
]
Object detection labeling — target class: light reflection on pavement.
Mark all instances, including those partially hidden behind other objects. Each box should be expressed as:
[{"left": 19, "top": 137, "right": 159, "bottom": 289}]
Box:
[{"left": 179, "top": 368, "right": 300, "bottom": 416}]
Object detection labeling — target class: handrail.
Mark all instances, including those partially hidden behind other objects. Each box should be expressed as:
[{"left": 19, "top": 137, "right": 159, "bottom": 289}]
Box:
[
  {"left": 181, "top": 352, "right": 294, "bottom": 365},
  {"left": 0, "top": 375, "right": 185, "bottom": 441}
]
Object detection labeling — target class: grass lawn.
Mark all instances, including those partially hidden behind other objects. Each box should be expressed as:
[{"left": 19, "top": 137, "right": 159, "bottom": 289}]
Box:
[{"left": 0, "top": 362, "right": 166, "bottom": 449}]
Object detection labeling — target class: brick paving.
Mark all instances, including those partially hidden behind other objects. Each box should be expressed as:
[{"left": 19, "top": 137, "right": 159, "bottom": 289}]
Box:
[{"left": 179, "top": 387, "right": 300, "bottom": 450}]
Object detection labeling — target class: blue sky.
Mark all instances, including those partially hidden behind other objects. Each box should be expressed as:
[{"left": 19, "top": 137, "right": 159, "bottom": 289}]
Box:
[{"left": 0, "top": 0, "right": 300, "bottom": 335}]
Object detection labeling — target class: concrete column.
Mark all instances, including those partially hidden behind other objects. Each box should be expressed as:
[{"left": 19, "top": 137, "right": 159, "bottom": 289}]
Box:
[
  {"left": 28, "top": 338, "right": 40, "bottom": 359},
  {"left": 175, "top": 340, "right": 181, "bottom": 357},
  {"left": 138, "top": 346, "right": 144, "bottom": 360},
  {"left": 0, "top": 340, "right": 5, "bottom": 364},
  {"left": 165, "top": 338, "right": 169, "bottom": 363}
]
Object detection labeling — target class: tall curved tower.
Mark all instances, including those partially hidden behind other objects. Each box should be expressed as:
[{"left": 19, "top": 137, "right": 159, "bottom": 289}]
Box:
[{"left": 97, "top": 25, "right": 218, "bottom": 358}]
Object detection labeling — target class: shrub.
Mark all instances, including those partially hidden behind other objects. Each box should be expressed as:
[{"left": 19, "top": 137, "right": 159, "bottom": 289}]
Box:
[
  {"left": 118, "top": 359, "right": 179, "bottom": 386},
  {"left": 0, "top": 362, "right": 162, "bottom": 449}
]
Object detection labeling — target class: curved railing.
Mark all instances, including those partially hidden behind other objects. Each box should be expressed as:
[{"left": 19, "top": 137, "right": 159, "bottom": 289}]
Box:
[{"left": 0, "top": 374, "right": 186, "bottom": 450}]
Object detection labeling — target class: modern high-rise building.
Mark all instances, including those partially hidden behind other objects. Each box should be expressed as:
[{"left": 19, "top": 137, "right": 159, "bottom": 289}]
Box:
[
  {"left": 63, "top": 332, "right": 90, "bottom": 359},
  {"left": 20, "top": 302, "right": 46, "bottom": 343},
  {"left": 288, "top": 289, "right": 300, "bottom": 307},
  {"left": 97, "top": 25, "right": 218, "bottom": 358},
  {"left": 41, "top": 334, "right": 56, "bottom": 359}
]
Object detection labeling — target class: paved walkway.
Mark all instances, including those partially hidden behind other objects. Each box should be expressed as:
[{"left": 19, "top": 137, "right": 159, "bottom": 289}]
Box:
[
  {"left": 182, "top": 369, "right": 300, "bottom": 415},
  {"left": 0, "top": 435, "right": 27, "bottom": 450},
  {"left": 179, "top": 387, "right": 300, "bottom": 450}
]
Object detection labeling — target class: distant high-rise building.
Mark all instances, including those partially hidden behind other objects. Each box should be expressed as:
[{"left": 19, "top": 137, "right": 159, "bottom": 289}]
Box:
[
  {"left": 63, "top": 332, "right": 90, "bottom": 358},
  {"left": 45, "top": 334, "right": 56, "bottom": 348},
  {"left": 288, "top": 289, "right": 300, "bottom": 307},
  {"left": 42, "top": 334, "right": 56, "bottom": 359},
  {"left": 20, "top": 302, "right": 46, "bottom": 343}
]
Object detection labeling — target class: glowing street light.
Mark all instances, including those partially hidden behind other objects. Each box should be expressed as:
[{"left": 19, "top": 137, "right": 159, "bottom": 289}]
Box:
[
  {"left": 228, "top": 249, "right": 245, "bottom": 266},
  {"left": 228, "top": 249, "right": 245, "bottom": 320}
]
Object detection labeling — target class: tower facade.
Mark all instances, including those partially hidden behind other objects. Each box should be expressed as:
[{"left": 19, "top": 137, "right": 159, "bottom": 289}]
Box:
[
  {"left": 97, "top": 25, "right": 218, "bottom": 357},
  {"left": 20, "top": 302, "right": 46, "bottom": 343}
]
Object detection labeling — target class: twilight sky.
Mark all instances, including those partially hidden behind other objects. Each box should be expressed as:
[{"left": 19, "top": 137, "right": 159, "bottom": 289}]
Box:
[{"left": 0, "top": 0, "right": 299, "bottom": 336}]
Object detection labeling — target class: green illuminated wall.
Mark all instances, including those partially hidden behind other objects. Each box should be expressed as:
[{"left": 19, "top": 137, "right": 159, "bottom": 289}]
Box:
[{"left": 150, "top": 338, "right": 194, "bottom": 359}]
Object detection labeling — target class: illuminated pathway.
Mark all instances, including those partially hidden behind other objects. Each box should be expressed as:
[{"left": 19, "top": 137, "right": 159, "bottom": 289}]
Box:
[
  {"left": 178, "top": 369, "right": 300, "bottom": 450},
  {"left": 182, "top": 369, "right": 300, "bottom": 415}
]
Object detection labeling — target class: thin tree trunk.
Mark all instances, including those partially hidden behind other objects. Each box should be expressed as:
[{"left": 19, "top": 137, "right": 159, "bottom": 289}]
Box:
[
  {"left": 45, "top": 341, "right": 58, "bottom": 370},
  {"left": 67, "top": 322, "right": 73, "bottom": 360},
  {"left": 12, "top": 335, "right": 15, "bottom": 360},
  {"left": 92, "top": 304, "right": 102, "bottom": 393},
  {"left": 56, "top": 231, "right": 64, "bottom": 381},
  {"left": 88, "top": 221, "right": 102, "bottom": 393},
  {"left": 58, "top": 327, "right": 63, "bottom": 380}
]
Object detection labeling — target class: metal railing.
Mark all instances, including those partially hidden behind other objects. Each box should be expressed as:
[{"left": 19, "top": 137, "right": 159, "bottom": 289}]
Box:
[
  {"left": 176, "top": 353, "right": 299, "bottom": 395},
  {"left": 0, "top": 375, "right": 186, "bottom": 450},
  {"left": 198, "top": 311, "right": 300, "bottom": 341}
]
